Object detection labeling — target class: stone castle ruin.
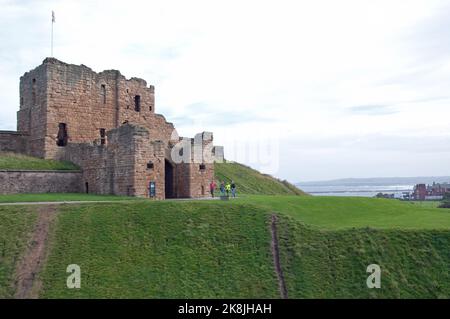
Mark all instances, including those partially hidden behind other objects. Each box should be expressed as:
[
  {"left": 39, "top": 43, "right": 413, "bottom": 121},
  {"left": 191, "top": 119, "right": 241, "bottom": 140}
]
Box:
[{"left": 0, "top": 58, "right": 224, "bottom": 199}]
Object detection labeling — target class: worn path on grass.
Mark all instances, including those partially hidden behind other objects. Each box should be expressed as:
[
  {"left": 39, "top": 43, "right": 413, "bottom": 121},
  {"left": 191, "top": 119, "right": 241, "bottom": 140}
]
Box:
[
  {"left": 14, "top": 205, "right": 58, "bottom": 299},
  {"left": 270, "top": 214, "right": 288, "bottom": 299}
]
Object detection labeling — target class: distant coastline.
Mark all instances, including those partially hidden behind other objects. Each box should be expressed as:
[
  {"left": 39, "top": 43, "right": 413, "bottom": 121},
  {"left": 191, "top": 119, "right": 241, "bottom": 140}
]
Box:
[{"left": 296, "top": 176, "right": 450, "bottom": 197}]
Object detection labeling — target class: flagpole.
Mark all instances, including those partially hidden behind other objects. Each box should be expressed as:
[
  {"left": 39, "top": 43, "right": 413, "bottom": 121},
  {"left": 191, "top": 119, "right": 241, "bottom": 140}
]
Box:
[{"left": 51, "top": 11, "right": 54, "bottom": 57}]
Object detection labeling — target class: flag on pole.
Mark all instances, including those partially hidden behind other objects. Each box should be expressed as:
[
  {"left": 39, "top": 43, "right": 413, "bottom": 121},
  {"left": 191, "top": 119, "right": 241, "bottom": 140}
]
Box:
[{"left": 51, "top": 11, "right": 55, "bottom": 57}]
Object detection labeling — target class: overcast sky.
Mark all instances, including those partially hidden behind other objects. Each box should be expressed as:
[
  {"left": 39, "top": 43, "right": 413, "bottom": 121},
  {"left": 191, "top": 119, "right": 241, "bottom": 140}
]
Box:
[{"left": 1, "top": 0, "right": 450, "bottom": 182}]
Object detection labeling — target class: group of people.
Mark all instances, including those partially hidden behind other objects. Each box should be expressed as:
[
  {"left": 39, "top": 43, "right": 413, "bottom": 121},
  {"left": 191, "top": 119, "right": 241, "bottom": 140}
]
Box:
[{"left": 209, "top": 180, "right": 237, "bottom": 198}]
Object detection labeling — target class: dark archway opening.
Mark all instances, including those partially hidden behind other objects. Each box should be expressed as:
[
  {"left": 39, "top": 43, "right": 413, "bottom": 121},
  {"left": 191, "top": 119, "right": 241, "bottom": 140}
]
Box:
[
  {"left": 57, "top": 123, "right": 68, "bottom": 146},
  {"left": 85, "top": 182, "right": 89, "bottom": 194},
  {"left": 165, "top": 159, "right": 174, "bottom": 199}
]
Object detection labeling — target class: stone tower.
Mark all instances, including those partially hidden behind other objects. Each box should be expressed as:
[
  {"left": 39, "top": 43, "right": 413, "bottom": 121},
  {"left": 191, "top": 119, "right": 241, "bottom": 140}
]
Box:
[{"left": 1, "top": 58, "right": 224, "bottom": 199}]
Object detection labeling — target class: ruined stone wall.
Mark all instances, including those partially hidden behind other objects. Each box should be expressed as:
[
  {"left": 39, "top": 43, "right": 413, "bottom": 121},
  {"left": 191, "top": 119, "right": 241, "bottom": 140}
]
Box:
[
  {"left": 133, "top": 137, "right": 165, "bottom": 199},
  {"left": 54, "top": 125, "right": 134, "bottom": 196},
  {"left": 0, "top": 131, "right": 28, "bottom": 153},
  {"left": 13, "top": 58, "right": 223, "bottom": 199},
  {"left": 17, "top": 62, "right": 48, "bottom": 157},
  {"left": 189, "top": 162, "right": 214, "bottom": 197},
  {"left": 54, "top": 124, "right": 165, "bottom": 198},
  {"left": 0, "top": 170, "right": 82, "bottom": 194},
  {"left": 44, "top": 59, "right": 119, "bottom": 159},
  {"left": 56, "top": 143, "right": 111, "bottom": 195},
  {"left": 167, "top": 132, "right": 215, "bottom": 198},
  {"left": 19, "top": 58, "right": 177, "bottom": 160},
  {"left": 189, "top": 132, "right": 215, "bottom": 197},
  {"left": 212, "top": 146, "right": 224, "bottom": 163}
]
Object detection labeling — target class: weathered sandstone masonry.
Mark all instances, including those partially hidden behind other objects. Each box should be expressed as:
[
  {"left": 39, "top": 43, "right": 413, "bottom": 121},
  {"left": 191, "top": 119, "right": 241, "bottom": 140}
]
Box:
[
  {"left": 0, "top": 131, "right": 28, "bottom": 153},
  {"left": 0, "top": 170, "right": 82, "bottom": 194},
  {"left": 1, "top": 58, "right": 224, "bottom": 199}
]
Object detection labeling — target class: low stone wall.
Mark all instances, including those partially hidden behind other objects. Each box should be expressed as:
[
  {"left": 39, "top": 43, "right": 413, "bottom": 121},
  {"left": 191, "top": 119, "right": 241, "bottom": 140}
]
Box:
[
  {"left": 0, "top": 131, "right": 28, "bottom": 153},
  {"left": 0, "top": 170, "right": 82, "bottom": 194}
]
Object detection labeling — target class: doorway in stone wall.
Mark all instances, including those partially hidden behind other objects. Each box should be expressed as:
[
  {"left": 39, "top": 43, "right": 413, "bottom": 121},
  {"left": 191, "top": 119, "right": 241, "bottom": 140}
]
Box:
[
  {"left": 56, "top": 123, "right": 68, "bottom": 146},
  {"left": 165, "top": 159, "right": 174, "bottom": 199}
]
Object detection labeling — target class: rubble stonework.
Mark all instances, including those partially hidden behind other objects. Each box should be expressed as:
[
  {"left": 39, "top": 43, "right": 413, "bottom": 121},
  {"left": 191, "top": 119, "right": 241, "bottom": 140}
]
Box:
[
  {"left": 2, "top": 58, "right": 224, "bottom": 199},
  {"left": 0, "top": 170, "right": 82, "bottom": 194}
]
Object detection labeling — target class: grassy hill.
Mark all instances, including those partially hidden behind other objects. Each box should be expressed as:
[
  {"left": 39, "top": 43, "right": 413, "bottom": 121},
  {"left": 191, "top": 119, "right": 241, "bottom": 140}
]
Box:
[
  {"left": 0, "top": 152, "right": 79, "bottom": 171},
  {"left": 40, "top": 202, "right": 279, "bottom": 298},
  {"left": 1, "top": 195, "right": 448, "bottom": 298},
  {"left": 0, "top": 206, "right": 37, "bottom": 298},
  {"left": 278, "top": 216, "right": 450, "bottom": 298},
  {"left": 215, "top": 161, "right": 306, "bottom": 195}
]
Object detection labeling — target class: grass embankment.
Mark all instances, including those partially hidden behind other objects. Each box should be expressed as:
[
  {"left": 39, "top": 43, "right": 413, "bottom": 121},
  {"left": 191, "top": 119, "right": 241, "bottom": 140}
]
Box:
[
  {"left": 215, "top": 161, "right": 306, "bottom": 195},
  {"left": 0, "top": 206, "right": 37, "bottom": 298},
  {"left": 241, "top": 195, "right": 450, "bottom": 230},
  {"left": 277, "top": 216, "right": 450, "bottom": 298},
  {"left": 40, "top": 202, "right": 279, "bottom": 298},
  {"left": 34, "top": 196, "right": 450, "bottom": 298},
  {"left": 0, "top": 152, "right": 79, "bottom": 171}
]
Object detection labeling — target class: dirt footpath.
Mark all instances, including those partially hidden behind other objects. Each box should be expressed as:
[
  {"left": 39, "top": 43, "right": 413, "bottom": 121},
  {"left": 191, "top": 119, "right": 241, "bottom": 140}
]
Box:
[
  {"left": 14, "top": 205, "right": 58, "bottom": 299},
  {"left": 270, "top": 214, "right": 288, "bottom": 299}
]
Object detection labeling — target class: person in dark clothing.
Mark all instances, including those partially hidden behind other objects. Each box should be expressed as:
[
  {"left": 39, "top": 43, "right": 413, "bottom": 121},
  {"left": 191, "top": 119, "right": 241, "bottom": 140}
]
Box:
[
  {"left": 231, "top": 180, "right": 236, "bottom": 198},
  {"left": 220, "top": 181, "right": 225, "bottom": 196}
]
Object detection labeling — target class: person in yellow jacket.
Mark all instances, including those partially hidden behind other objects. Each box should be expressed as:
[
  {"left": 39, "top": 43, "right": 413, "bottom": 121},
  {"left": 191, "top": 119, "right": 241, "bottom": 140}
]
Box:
[{"left": 225, "top": 182, "right": 231, "bottom": 196}]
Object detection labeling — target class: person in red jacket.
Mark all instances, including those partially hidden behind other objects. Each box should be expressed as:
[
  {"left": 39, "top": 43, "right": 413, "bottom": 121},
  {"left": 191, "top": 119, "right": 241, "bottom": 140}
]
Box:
[{"left": 209, "top": 180, "right": 217, "bottom": 198}]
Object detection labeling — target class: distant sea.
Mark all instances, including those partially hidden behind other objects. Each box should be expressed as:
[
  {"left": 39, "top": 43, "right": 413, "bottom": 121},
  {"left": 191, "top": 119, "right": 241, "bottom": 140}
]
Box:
[{"left": 296, "top": 176, "right": 450, "bottom": 198}]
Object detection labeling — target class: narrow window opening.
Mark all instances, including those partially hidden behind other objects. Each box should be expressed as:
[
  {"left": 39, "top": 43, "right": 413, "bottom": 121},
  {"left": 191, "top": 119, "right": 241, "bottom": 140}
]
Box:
[
  {"left": 147, "top": 161, "right": 154, "bottom": 169},
  {"left": 56, "top": 123, "right": 68, "bottom": 146},
  {"left": 100, "top": 128, "right": 106, "bottom": 145},
  {"left": 134, "top": 95, "right": 141, "bottom": 112},
  {"left": 85, "top": 182, "right": 89, "bottom": 194},
  {"left": 149, "top": 105, "right": 152, "bottom": 112},
  {"left": 32, "top": 78, "right": 36, "bottom": 105},
  {"left": 101, "top": 84, "right": 106, "bottom": 104},
  {"left": 199, "top": 164, "right": 206, "bottom": 170}
]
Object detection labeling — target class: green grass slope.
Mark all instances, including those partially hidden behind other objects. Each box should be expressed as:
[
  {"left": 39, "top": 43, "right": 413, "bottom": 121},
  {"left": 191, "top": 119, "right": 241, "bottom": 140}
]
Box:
[
  {"left": 36, "top": 197, "right": 450, "bottom": 298},
  {"left": 278, "top": 216, "right": 450, "bottom": 298},
  {"left": 0, "top": 152, "right": 79, "bottom": 171},
  {"left": 241, "top": 195, "right": 450, "bottom": 230},
  {"left": 1, "top": 195, "right": 448, "bottom": 298},
  {"left": 40, "top": 202, "right": 279, "bottom": 298},
  {"left": 215, "top": 161, "right": 306, "bottom": 195},
  {"left": 0, "top": 206, "right": 37, "bottom": 298}
]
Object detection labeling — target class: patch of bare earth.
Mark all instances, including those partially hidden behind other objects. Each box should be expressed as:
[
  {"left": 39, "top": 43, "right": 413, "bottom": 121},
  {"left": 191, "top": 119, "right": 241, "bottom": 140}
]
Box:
[
  {"left": 270, "top": 214, "right": 288, "bottom": 299},
  {"left": 14, "top": 205, "right": 58, "bottom": 299}
]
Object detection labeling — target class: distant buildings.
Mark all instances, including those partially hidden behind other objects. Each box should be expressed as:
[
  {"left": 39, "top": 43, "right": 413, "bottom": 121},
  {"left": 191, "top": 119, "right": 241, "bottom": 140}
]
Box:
[{"left": 412, "top": 182, "right": 450, "bottom": 201}]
